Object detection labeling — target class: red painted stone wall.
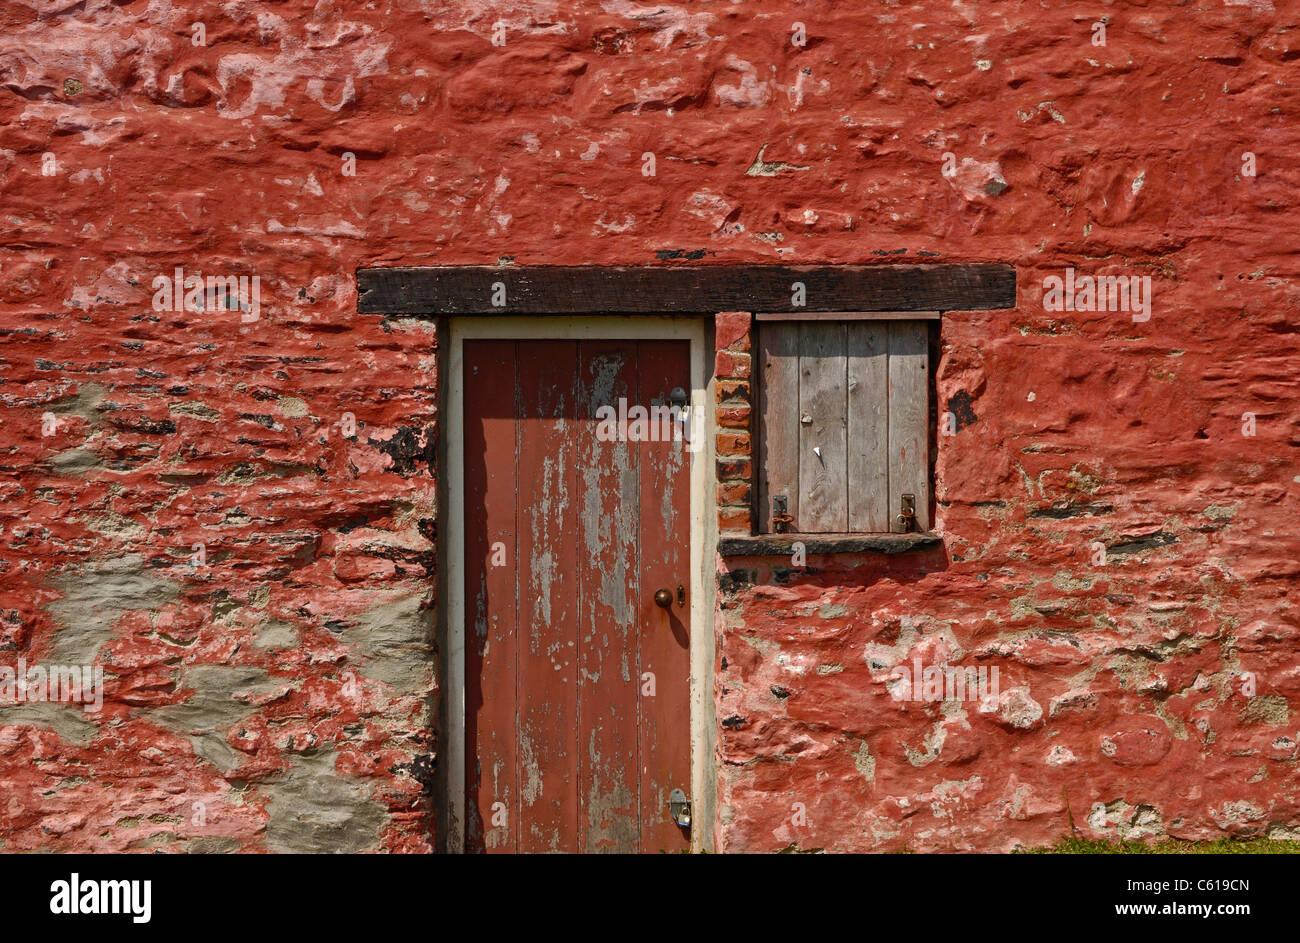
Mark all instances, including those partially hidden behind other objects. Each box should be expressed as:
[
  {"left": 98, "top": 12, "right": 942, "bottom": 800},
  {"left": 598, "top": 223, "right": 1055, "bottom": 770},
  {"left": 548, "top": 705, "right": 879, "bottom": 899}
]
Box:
[{"left": 1, "top": 0, "right": 1296, "bottom": 852}]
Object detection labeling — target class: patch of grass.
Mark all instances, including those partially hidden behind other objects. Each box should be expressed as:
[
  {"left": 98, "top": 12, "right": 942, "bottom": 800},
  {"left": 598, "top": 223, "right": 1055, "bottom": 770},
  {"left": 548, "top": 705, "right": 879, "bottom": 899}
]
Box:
[{"left": 1021, "top": 836, "right": 1300, "bottom": 854}]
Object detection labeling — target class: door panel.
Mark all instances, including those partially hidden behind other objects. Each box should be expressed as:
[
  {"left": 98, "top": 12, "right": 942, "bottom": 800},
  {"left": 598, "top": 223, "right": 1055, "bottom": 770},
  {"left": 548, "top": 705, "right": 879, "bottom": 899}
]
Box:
[
  {"left": 463, "top": 338, "right": 693, "bottom": 853},
  {"left": 635, "top": 340, "right": 693, "bottom": 853},
  {"left": 576, "top": 341, "right": 641, "bottom": 852},
  {"left": 517, "top": 342, "right": 580, "bottom": 852},
  {"left": 463, "top": 340, "right": 518, "bottom": 852}
]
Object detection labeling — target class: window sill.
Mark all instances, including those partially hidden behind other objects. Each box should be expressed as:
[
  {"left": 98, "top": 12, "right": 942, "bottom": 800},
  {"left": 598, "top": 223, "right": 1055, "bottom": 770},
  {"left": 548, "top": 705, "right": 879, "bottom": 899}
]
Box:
[{"left": 717, "top": 531, "right": 942, "bottom": 557}]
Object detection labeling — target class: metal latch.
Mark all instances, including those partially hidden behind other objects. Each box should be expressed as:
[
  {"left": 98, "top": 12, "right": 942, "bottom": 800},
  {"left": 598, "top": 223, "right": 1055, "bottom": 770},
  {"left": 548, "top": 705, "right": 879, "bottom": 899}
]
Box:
[
  {"left": 667, "top": 788, "right": 691, "bottom": 828},
  {"left": 668, "top": 386, "right": 689, "bottom": 418},
  {"left": 772, "top": 495, "right": 794, "bottom": 533},
  {"left": 892, "top": 493, "right": 917, "bottom": 533}
]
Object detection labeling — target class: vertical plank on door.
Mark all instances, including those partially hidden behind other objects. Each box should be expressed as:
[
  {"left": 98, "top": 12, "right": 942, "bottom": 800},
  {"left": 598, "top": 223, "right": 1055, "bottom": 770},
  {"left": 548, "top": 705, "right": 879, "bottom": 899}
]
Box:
[
  {"left": 797, "top": 322, "right": 848, "bottom": 532},
  {"left": 757, "top": 324, "right": 800, "bottom": 532},
  {"left": 515, "top": 341, "right": 580, "bottom": 852},
  {"left": 635, "top": 340, "right": 693, "bottom": 853},
  {"left": 888, "top": 321, "right": 930, "bottom": 530},
  {"left": 462, "top": 340, "right": 519, "bottom": 853},
  {"left": 847, "top": 322, "right": 890, "bottom": 531},
  {"left": 576, "top": 341, "right": 641, "bottom": 852}
]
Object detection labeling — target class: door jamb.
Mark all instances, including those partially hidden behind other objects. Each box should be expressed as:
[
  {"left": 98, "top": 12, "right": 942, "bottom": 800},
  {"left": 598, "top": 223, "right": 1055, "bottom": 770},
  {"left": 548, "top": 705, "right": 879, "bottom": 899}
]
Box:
[{"left": 440, "top": 315, "right": 716, "bottom": 853}]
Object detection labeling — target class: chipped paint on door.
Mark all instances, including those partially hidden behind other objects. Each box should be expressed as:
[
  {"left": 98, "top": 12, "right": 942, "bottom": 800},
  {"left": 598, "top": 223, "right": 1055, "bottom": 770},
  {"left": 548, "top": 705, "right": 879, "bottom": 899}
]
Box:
[{"left": 463, "top": 339, "right": 692, "bottom": 853}]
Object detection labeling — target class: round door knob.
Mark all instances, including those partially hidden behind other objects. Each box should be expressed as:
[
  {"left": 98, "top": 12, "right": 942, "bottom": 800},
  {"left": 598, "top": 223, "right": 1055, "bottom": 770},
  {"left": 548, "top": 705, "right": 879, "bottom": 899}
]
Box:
[{"left": 653, "top": 588, "right": 673, "bottom": 609}]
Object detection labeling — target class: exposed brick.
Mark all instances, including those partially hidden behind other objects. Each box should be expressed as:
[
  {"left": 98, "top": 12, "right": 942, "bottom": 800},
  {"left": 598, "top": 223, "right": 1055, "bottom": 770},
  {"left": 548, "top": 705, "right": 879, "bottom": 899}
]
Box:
[
  {"left": 718, "top": 508, "right": 752, "bottom": 535},
  {"left": 714, "top": 350, "right": 751, "bottom": 380},
  {"left": 718, "top": 481, "right": 752, "bottom": 506},
  {"left": 715, "top": 379, "right": 751, "bottom": 404},
  {"left": 715, "top": 432, "right": 751, "bottom": 456},
  {"left": 717, "top": 458, "right": 753, "bottom": 481},
  {"left": 716, "top": 405, "right": 751, "bottom": 429},
  {"left": 715, "top": 311, "right": 752, "bottom": 352}
]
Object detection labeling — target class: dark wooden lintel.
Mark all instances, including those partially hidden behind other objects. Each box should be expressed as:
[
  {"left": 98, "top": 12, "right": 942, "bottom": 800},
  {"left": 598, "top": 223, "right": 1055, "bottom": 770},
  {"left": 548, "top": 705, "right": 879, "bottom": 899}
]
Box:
[{"left": 356, "top": 264, "right": 1016, "bottom": 316}]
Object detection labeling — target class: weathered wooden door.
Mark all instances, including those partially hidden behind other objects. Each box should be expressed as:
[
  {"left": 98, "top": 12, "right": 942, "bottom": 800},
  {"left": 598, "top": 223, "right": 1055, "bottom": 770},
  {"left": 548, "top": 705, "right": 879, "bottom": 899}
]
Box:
[{"left": 462, "top": 338, "right": 693, "bottom": 853}]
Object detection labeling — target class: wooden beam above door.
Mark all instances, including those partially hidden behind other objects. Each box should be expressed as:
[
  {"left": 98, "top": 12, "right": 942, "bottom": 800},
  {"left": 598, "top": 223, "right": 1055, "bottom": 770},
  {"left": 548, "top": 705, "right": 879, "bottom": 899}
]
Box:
[{"left": 356, "top": 264, "right": 1016, "bottom": 316}]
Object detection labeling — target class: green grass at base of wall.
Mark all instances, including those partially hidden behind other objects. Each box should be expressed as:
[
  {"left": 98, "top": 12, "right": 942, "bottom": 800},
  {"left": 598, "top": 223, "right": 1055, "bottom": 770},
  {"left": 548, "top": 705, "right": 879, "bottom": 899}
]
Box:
[{"left": 1020, "top": 837, "right": 1300, "bottom": 854}]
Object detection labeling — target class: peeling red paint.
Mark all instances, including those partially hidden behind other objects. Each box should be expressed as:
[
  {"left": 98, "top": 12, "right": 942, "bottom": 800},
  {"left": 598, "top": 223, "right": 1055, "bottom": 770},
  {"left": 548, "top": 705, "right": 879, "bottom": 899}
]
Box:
[{"left": 0, "top": 0, "right": 1297, "bottom": 852}]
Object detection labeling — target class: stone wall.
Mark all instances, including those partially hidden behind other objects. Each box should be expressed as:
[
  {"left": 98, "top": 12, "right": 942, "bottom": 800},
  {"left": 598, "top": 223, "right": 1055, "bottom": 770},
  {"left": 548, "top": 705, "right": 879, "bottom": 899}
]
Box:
[{"left": 1, "top": 0, "right": 1296, "bottom": 852}]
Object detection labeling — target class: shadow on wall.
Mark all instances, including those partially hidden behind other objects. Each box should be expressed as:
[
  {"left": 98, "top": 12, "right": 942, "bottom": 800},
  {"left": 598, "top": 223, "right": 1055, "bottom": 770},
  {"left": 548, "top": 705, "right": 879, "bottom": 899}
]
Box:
[{"left": 718, "top": 544, "right": 950, "bottom": 598}]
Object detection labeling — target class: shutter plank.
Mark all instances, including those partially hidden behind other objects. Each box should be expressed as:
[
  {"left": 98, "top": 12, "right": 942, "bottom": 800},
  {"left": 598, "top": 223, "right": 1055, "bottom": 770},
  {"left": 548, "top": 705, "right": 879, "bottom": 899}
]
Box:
[
  {"left": 757, "top": 324, "right": 800, "bottom": 531},
  {"left": 888, "top": 322, "right": 930, "bottom": 531},
  {"left": 847, "top": 322, "right": 889, "bottom": 531},
  {"left": 798, "top": 322, "right": 848, "bottom": 532}
]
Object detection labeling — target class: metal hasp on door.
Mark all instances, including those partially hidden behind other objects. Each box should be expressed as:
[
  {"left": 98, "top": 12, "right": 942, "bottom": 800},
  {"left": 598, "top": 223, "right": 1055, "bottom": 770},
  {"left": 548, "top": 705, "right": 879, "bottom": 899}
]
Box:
[{"left": 462, "top": 339, "right": 693, "bottom": 853}]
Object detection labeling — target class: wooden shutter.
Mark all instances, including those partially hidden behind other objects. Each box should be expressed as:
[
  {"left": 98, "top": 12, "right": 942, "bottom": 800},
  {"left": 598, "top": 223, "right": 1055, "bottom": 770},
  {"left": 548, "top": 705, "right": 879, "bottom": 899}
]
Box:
[{"left": 758, "top": 319, "right": 931, "bottom": 533}]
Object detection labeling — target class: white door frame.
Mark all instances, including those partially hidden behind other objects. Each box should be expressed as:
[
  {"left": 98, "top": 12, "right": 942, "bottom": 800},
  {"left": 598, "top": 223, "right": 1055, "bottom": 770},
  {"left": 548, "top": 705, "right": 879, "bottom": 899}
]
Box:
[{"left": 443, "top": 315, "right": 716, "bottom": 853}]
